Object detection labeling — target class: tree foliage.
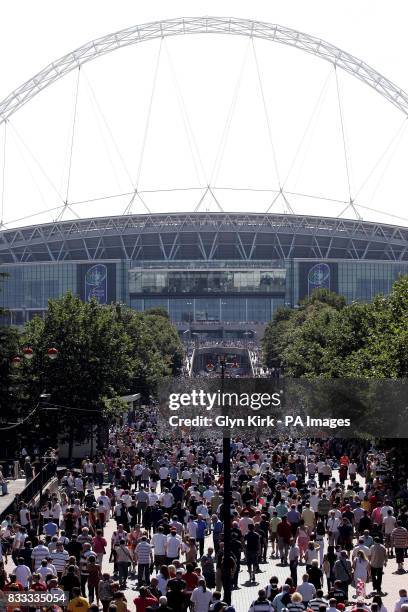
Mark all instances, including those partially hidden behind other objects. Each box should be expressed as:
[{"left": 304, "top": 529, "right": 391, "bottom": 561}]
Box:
[
  {"left": 262, "top": 278, "right": 408, "bottom": 378},
  {"left": 0, "top": 292, "right": 183, "bottom": 454}
]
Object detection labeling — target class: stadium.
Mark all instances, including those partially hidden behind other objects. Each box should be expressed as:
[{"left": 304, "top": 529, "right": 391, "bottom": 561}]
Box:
[
  {"left": 1, "top": 17, "right": 408, "bottom": 338},
  {"left": 1, "top": 211, "right": 408, "bottom": 338}
]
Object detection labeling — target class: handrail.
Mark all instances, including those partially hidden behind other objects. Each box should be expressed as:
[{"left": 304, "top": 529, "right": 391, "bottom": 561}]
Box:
[{"left": 0, "top": 460, "right": 57, "bottom": 521}]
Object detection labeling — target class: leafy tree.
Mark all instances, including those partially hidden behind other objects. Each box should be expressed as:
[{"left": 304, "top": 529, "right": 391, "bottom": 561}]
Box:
[
  {"left": 22, "top": 292, "right": 134, "bottom": 458},
  {"left": 261, "top": 278, "right": 408, "bottom": 379}
]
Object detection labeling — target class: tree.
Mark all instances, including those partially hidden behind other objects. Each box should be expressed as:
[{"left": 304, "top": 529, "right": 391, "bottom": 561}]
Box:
[
  {"left": 22, "top": 292, "right": 134, "bottom": 457},
  {"left": 261, "top": 277, "right": 408, "bottom": 379}
]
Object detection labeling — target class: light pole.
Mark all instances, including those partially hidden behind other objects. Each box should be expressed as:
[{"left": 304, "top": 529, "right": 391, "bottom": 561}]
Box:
[
  {"left": 220, "top": 354, "right": 232, "bottom": 605},
  {"left": 11, "top": 345, "right": 58, "bottom": 456}
]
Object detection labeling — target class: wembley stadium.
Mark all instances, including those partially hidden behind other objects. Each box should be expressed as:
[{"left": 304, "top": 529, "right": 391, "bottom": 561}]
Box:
[
  {"left": 1, "top": 17, "right": 408, "bottom": 338},
  {"left": 1, "top": 211, "right": 407, "bottom": 338}
]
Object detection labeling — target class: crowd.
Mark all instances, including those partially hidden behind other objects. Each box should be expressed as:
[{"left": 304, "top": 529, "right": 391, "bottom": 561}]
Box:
[{"left": 0, "top": 408, "right": 408, "bottom": 612}]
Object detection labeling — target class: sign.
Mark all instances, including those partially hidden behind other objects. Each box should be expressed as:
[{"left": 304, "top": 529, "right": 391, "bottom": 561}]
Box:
[
  {"left": 77, "top": 263, "right": 116, "bottom": 304},
  {"left": 298, "top": 262, "right": 338, "bottom": 300}
]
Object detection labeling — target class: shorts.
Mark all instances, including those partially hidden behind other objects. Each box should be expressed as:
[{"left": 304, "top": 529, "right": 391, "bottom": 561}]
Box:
[
  {"left": 247, "top": 551, "right": 258, "bottom": 565},
  {"left": 154, "top": 554, "right": 166, "bottom": 566},
  {"left": 270, "top": 533, "right": 277, "bottom": 542},
  {"left": 395, "top": 548, "right": 405, "bottom": 564},
  {"left": 384, "top": 534, "right": 392, "bottom": 547}
]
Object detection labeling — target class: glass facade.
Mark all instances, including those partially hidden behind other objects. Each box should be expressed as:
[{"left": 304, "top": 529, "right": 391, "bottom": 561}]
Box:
[
  {"left": 1, "top": 258, "right": 407, "bottom": 327},
  {"left": 338, "top": 261, "right": 408, "bottom": 303},
  {"left": 130, "top": 297, "right": 285, "bottom": 323},
  {"left": 128, "top": 268, "right": 286, "bottom": 294}
]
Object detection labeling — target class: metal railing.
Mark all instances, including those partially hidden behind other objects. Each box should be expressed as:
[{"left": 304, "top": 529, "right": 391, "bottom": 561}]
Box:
[{"left": 0, "top": 460, "right": 57, "bottom": 521}]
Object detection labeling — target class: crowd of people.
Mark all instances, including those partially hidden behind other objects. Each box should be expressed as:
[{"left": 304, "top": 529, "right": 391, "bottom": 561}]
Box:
[{"left": 0, "top": 408, "right": 408, "bottom": 612}]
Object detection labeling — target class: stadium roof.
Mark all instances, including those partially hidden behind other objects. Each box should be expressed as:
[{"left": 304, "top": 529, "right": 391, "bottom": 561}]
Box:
[{"left": 0, "top": 212, "right": 407, "bottom": 264}]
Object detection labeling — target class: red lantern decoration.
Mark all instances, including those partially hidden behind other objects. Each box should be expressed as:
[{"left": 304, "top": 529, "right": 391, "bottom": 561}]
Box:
[
  {"left": 22, "top": 346, "right": 34, "bottom": 360},
  {"left": 11, "top": 355, "right": 22, "bottom": 367},
  {"left": 47, "top": 347, "right": 58, "bottom": 360}
]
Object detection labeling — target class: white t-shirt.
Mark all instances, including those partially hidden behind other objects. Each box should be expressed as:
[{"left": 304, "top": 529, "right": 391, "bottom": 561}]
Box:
[
  {"left": 15, "top": 564, "right": 31, "bottom": 588},
  {"left": 191, "top": 587, "right": 213, "bottom": 612},
  {"left": 151, "top": 533, "right": 167, "bottom": 556},
  {"left": 166, "top": 534, "right": 182, "bottom": 557}
]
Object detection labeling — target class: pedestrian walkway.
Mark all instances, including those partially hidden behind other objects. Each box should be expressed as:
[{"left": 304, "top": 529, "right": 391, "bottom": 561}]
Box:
[
  {"left": 0, "top": 478, "right": 26, "bottom": 515},
  {"left": 96, "top": 496, "right": 407, "bottom": 612}
]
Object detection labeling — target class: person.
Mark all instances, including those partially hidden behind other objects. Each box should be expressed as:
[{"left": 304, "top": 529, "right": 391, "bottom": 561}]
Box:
[
  {"left": 272, "top": 584, "right": 292, "bottom": 612},
  {"left": 307, "top": 559, "right": 323, "bottom": 590},
  {"left": 277, "top": 516, "right": 292, "bottom": 565},
  {"left": 135, "top": 535, "right": 153, "bottom": 586},
  {"left": 245, "top": 523, "right": 261, "bottom": 582},
  {"left": 297, "top": 573, "right": 316, "bottom": 607},
  {"left": 114, "top": 538, "right": 133, "bottom": 588},
  {"left": 51, "top": 541, "right": 70, "bottom": 579},
  {"left": 352, "top": 550, "right": 370, "bottom": 597},
  {"left": 334, "top": 550, "right": 353, "bottom": 600},
  {"left": 0, "top": 467, "right": 8, "bottom": 496},
  {"left": 98, "top": 573, "right": 114, "bottom": 612},
  {"left": 394, "top": 590, "right": 408, "bottom": 612},
  {"left": 391, "top": 521, "right": 408, "bottom": 574},
  {"left": 92, "top": 529, "right": 107, "bottom": 566},
  {"left": 308, "top": 590, "right": 328, "bottom": 612},
  {"left": 191, "top": 578, "right": 213, "bottom": 612},
  {"left": 61, "top": 565, "right": 81, "bottom": 600},
  {"left": 87, "top": 555, "right": 102, "bottom": 604},
  {"left": 67, "top": 586, "right": 90, "bottom": 612},
  {"left": 166, "top": 568, "right": 186, "bottom": 611},
  {"left": 201, "top": 547, "right": 216, "bottom": 589},
  {"left": 248, "top": 588, "right": 274, "bottom": 611},
  {"left": 133, "top": 586, "right": 158, "bottom": 612},
  {"left": 151, "top": 526, "right": 167, "bottom": 568},
  {"left": 154, "top": 595, "right": 174, "bottom": 612},
  {"left": 15, "top": 556, "right": 32, "bottom": 590},
  {"left": 288, "top": 538, "right": 299, "bottom": 587},
  {"left": 287, "top": 591, "right": 305, "bottom": 612},
  {"left": 369, "top": 537, "right": 387, "bottom": 595}
]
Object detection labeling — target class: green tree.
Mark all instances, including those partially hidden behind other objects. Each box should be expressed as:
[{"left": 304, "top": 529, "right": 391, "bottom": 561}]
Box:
[{"left": 22, "top": 292, "right": 134, "bottom": 457}]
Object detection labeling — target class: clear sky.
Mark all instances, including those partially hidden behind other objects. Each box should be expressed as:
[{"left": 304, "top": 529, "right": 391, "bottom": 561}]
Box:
[{"left": 1, "top": 1, "right": 408, "bottom": 228}]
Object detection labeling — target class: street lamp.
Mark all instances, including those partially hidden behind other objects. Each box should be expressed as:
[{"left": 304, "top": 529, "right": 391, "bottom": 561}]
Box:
[
  {"left": 11, "top": 345, "right": 59, "bottom": 457},
  {"left": 220, "top": 354, "right": 232, "bottom": 605}
]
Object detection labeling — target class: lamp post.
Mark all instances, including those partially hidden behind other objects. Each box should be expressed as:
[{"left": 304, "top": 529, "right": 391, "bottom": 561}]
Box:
[
  {"left": 11, "top": 345, "right": 58, "bottom": 456},
  {"left": 220, "top": 354, "right": 232, "bottom": 605}
]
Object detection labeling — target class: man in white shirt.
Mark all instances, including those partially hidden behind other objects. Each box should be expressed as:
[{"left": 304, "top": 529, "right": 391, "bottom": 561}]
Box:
[
  {"left": 166, "top": 529, "right": 182, "bottom": 563},
  {"left": 327, "top": 511, "right": 341, "bottom": 546},
  {"left": 151, "top": 526, "right": 167, "bottom": 568},
  {"left": 15, "top": 558, "right": 32, "bottom": 588},
  {"left": 160, "top": 489, "right": 174, "bottom": 509},
  {"left": 297, "top": 574, "right": 316, "bottom": 606},
  {"left": 159, "top": 466, "right": 169, "bottom": 490}
]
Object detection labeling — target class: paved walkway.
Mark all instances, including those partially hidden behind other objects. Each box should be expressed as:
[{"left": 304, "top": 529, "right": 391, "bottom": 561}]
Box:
[
  {"left": 96, "top": 503, "right": 407, "bottom": 612},
  {"left": 3, "top": 482, "right": 407, "bottom": 611},
  {"left": 0, "top": 479, "right": 26, "bottom": 514}
]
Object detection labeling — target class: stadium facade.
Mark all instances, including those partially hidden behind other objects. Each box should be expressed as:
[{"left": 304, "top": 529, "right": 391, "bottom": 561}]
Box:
[{"left": 1, "top": 212, "right": 408, "bottom": 339}]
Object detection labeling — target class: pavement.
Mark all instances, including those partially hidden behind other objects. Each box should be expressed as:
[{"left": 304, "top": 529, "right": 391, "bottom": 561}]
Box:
[
  {"left": 0, "top": 479, "right": 26, "bottom": 515},
  {"left": 3, "top": 481, "right": 407, "bottom": 611},
  {"left": 95, "top": 494, "right": 407, "bottom": 612}
]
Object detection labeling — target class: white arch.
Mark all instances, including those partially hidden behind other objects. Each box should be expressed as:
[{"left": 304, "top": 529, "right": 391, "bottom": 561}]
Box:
[{"left": 1, "top": 16, "right": 408, "bottom": 125}]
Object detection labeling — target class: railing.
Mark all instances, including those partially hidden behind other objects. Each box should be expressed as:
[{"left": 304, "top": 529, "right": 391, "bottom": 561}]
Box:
[{"left": 0, "top": 460, "right": 57, "bottom": 521}]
